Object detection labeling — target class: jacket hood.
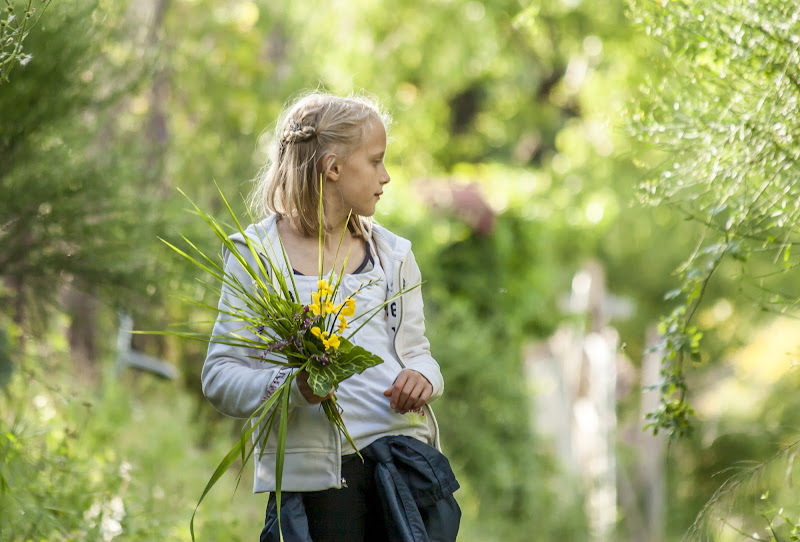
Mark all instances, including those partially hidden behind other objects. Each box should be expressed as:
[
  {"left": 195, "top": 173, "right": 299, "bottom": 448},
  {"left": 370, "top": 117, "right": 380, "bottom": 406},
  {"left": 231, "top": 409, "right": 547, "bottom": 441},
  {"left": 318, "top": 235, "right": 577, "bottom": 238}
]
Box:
[
  {"left": 370, "top": 222, "right": 411, "bottom": 261},
  {"left": 228, "top": 215, "right": 279, "bottom": 248}
]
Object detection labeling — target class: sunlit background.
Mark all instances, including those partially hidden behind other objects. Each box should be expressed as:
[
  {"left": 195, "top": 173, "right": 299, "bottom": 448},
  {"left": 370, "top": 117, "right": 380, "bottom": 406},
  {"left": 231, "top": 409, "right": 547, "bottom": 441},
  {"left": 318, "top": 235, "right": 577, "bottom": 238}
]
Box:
[{"left": 3, "top": 0, "right": 800, "bottom": 540}]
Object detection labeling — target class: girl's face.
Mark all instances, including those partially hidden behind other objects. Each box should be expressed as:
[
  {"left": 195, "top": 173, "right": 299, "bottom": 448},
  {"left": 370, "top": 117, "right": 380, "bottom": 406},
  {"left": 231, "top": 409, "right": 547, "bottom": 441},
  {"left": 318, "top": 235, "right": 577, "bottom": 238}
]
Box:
[{"left": 328, "top": 117, "right": 390, "bottom": 221}]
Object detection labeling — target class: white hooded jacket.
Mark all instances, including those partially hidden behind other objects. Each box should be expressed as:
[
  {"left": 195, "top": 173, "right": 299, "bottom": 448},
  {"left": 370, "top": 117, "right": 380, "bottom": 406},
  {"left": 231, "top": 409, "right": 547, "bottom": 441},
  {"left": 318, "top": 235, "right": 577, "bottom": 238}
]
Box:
[{"left": 201, "top": 215, "right": 443, "bottom": 492}]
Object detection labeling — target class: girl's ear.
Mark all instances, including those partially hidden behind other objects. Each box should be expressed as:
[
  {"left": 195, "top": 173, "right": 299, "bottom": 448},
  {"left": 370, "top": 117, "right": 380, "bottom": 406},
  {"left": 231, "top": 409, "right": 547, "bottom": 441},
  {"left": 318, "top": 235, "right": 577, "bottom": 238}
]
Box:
[{"left": 322, "top": 154, "right": 340, "bottom": 182}]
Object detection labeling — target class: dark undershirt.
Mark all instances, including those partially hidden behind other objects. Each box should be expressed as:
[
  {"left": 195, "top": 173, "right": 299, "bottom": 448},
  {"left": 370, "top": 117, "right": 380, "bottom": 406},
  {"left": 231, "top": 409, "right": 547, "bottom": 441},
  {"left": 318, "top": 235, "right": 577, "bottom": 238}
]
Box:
[{"left": 292, "top": 240, "right": 374, "bottom": 276}]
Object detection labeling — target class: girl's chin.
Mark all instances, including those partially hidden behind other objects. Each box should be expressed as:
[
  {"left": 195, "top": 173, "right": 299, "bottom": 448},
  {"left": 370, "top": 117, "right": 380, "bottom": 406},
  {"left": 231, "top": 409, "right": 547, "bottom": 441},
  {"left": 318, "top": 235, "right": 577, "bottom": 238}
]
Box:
[{"left": 352, "top": 205, "right": 377, "bottom": 218}]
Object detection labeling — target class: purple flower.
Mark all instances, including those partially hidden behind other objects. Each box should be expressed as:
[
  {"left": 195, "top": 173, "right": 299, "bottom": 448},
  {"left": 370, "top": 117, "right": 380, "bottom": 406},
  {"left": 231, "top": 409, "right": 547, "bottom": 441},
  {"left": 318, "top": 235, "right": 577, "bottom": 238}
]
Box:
[
  {"left": 266, "top": 338, "right": 290, "bottom": 353},
  {"left": 311, "top": 353, "right": 330, "bottom": 366},
  {"left": 256, "top": 325, "right": 266, "bottom": 335}
]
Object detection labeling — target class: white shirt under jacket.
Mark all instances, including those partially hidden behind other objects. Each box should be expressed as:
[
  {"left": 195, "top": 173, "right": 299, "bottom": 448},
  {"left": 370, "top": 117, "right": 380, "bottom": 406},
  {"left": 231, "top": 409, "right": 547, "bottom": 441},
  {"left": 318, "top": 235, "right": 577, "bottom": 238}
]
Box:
[{"left": 201, "top": 214, "right": 444, "bottom": 493}]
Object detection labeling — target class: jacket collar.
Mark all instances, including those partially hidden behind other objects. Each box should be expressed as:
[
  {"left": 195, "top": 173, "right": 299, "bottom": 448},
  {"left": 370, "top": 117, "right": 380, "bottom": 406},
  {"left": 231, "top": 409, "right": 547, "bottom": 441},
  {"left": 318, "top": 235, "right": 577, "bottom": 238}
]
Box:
[
  {"left": 232, "top": 215, "right": 412, "bottom": 261},
  {"left": 371, "top": 222, "right": 411, "bottom": 262},
  {"left": 229, "top": 215, "right": 412, "bottom": 284}
]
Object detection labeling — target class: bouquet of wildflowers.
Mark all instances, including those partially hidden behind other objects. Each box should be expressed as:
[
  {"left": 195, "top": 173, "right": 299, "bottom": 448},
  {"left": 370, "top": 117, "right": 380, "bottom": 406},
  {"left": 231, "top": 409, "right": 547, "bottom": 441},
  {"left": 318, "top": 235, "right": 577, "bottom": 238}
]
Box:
[{"left": 160, "top": 187, "right": 417, "bottom": 540}]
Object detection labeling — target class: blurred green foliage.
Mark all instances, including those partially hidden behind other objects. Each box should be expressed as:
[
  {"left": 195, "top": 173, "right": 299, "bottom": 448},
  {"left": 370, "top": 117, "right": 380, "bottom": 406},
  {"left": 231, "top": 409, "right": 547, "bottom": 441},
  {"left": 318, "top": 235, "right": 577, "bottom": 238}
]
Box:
[
  {"left": 629, "top": 0, "right": 800, "bottom": 538},
  {"left": 631, "top": 0, "right": 800, "bottom": 439},
  {"left": 629, "top": 0, "right": 800, "bottom": 435},
  {"left": 0, "top": 325, "right": 266, "bottom": 540},
  {"left": 0, "top": 1, "right": 53, "bottom": 83},
  {"left": 0, "top": 0, "right": 172, "bottom": 322},
  {"left": 394, "top": 209, "right": 588, "bottom": 539}
]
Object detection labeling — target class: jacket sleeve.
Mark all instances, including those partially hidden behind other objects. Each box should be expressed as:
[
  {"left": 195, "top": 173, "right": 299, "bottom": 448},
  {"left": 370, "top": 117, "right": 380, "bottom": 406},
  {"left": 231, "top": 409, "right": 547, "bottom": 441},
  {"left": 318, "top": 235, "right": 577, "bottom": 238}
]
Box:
[
  {"left": 398, "top": 249, "right": 444, "bottom": 403},
  {"left": 201, "top": 241, "right": 305, "bottom": 419}
]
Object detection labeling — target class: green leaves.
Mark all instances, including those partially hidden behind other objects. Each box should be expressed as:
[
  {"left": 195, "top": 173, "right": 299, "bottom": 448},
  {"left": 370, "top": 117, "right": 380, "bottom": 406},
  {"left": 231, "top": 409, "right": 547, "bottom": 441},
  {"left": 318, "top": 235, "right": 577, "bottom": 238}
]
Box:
[
  {"left": 305, "top": 341, "right": 383, "bottom": 398},
  {"left": 631, "top": 0, "right": 800, "bottom": 439},
  {"left": 0, "top": 1, "right": 54, "bottom": 84}
]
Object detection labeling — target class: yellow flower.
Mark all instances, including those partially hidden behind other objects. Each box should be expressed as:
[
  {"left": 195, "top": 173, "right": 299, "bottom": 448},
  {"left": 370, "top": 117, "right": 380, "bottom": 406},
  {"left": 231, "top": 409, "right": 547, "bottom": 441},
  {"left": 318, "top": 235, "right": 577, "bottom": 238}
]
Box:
[
  {"left": 324, "top": 301, "right": 335, "bottom": 314},
  {"left": 309, "top": 303, "right": 321, "bottom": 316},
  {"left": 337, "top": 313, "right": 348, "bottom": 333},
  {"left": 317, "top": 329, "right": 340, "bottom": 351},
  {"left": 317, "top": 279, "right": 335, "bottom": 298},
  {"left": 326, "top": 333, "right": 340, "bottom": 350},
  {"left": 311, "top": 326, "right": 324, "bottom": 338},
  {"left": 341, "top": 297, "right": 355, "bottom": 317}
]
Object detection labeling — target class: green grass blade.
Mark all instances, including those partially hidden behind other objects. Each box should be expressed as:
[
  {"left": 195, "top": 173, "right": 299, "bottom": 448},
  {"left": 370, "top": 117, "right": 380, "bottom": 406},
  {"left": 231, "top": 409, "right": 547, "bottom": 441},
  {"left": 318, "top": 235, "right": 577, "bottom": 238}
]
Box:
[
  {"left": 178, "top": 188, "right": 281, "bottom": 305},
  {"left": 236, "top": 398, "right": 281, "bottom": 493},
  {"left": 238, "top": 384, "right": 287, "bottom": 465},
  {"left": 160, "top": 238, "right": 226, "bottom": 283},
  {"left": 243, "top": 200, "right": 301, "bottom": 306},
  {"left": 274, "top": 376, "right": 292, "bottom": 539},
  {"left": 318, "top": 174, "right": 324, "bottom": 279},
  {"left": 189, "top": 439, "right": 244, "bottom": 542},
  {"left": 344, "top": 283, "right": 422, "bottom": 338},
  {"left": 211, "top": 185, "right": 291, "bottom": 301}
]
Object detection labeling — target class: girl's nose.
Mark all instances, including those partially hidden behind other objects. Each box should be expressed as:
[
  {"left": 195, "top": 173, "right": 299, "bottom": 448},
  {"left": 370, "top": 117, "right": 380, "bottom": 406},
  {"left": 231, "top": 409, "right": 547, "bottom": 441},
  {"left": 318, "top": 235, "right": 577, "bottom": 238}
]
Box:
[{"left": 380, "top": 165, "right": 391, "bottom": 184}]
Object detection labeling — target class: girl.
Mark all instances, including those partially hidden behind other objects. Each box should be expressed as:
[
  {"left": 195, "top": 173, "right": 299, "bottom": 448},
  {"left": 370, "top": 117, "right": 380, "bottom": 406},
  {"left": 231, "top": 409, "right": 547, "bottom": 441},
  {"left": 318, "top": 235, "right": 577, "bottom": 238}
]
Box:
[{"left": 201, "top": 92, "right": 460, "bottom": 541}]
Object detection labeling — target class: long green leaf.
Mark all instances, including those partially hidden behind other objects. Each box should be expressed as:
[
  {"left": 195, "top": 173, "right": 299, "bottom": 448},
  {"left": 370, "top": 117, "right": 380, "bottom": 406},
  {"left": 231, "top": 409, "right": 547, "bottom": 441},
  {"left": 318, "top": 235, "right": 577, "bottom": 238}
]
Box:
[
  {"left": 275, "top": 374, "right": 292, "bottom": 538},
  {"left": 189, "top": 438, "right": 244, "bottom": 541},
  {"left": 178, "top": 192, "right": 281, "bottom": 306},
  {"left": 345, "top": 283, "right": 422, "bottom": 338},
  {"left": 189, "top": 379, "right": 290, "bottom": 541},
  {"left": 322, "top": 397, "right": 362, "bottom": 457},
  {"left": 160, "top": 238, "right": 226, "bottom": 283},
  {"left": 236, "top": 394, "right": 281, "bottom": 493}
]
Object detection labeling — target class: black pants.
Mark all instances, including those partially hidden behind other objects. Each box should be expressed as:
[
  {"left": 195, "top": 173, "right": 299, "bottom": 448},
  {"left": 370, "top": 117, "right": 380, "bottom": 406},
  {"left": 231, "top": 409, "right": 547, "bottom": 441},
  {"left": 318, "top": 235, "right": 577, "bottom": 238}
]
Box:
[{"left": 260, "top": 454, "right": 390, "bottom": 542}]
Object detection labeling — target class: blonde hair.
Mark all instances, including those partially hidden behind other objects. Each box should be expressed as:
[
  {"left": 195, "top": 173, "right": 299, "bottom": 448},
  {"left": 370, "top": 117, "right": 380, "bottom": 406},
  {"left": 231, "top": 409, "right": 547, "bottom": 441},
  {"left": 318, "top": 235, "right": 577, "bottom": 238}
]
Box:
[{"left": 249, "top": 91, "right": 391, "bottom": 239}]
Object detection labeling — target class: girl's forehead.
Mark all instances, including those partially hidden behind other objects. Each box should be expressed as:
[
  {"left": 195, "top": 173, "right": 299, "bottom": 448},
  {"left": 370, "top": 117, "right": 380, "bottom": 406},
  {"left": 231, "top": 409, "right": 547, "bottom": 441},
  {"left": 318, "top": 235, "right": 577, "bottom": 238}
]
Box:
[{"left": 362, "top": 117, "right": 387, "bottom": 149}]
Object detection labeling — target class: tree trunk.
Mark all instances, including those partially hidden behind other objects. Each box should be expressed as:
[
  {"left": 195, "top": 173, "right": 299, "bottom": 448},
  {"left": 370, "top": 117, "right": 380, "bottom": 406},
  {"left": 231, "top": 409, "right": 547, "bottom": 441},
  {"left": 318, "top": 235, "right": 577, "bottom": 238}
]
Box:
[
  {"left": 64, "top": 284, "right": 100, "bottom": 384},
  {"left": 10, "top": 275, "right": 26, "bottom": 353},
  {"left": 146, "top": 0, "right": 172, "bottom": 197}
]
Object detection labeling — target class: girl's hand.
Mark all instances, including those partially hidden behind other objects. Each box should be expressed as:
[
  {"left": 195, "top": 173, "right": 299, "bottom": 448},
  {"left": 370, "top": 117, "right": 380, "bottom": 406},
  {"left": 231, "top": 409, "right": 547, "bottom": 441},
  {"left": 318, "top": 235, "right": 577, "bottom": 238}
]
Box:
[
  {"left": 296, "top": 369, "right": 334, "bottom": 404},
  {"left": 383, "top": 369, "right": 433, "bottom": 414}
]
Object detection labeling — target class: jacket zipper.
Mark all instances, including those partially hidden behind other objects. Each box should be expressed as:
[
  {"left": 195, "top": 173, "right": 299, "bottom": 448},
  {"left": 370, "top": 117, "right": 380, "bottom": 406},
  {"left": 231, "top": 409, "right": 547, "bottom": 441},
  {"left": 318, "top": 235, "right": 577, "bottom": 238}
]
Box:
[
  {"left": 391, "top": 258, "right": 441, "bottom": 451},
  {"left": 335, "top": 412, "right": 343, "bottom": 487},
  {"left": 391, "top": 259, "right": 405, "bottom": 367}
]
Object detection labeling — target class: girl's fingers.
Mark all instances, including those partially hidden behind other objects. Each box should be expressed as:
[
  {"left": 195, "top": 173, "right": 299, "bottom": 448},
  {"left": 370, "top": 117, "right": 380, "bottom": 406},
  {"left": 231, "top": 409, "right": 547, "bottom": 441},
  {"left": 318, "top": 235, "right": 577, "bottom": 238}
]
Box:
[
  {"left": 399, "top": 380, "right": 425, "bottom": 411},
  {"left": 384, "top": 369, "right": 433, "bottom": 412},
  {"left": 393, "top": 381, "right": 411, "bottom": 411},
  {"left": 385, "top": 371, "right": 410, "bottom": 409},
  {"left": 411, "top": 384, "right": 432, "bottom": 410}
]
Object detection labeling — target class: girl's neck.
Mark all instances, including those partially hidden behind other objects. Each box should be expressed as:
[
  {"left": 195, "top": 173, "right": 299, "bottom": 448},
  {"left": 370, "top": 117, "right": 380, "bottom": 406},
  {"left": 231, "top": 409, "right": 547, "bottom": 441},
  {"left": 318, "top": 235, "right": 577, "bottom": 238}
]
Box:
[
  {"left": 327, "top": 217, "right": 357, "bottom": 239},
  {"left": 279, "top": 215, "right": 357, "bottom": 248},
  {"left": 276, "top": 215, "right": 366, "bottom": 276},
  {"left": 322, "top": 198, "right": 352, "bottom": 238}
]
